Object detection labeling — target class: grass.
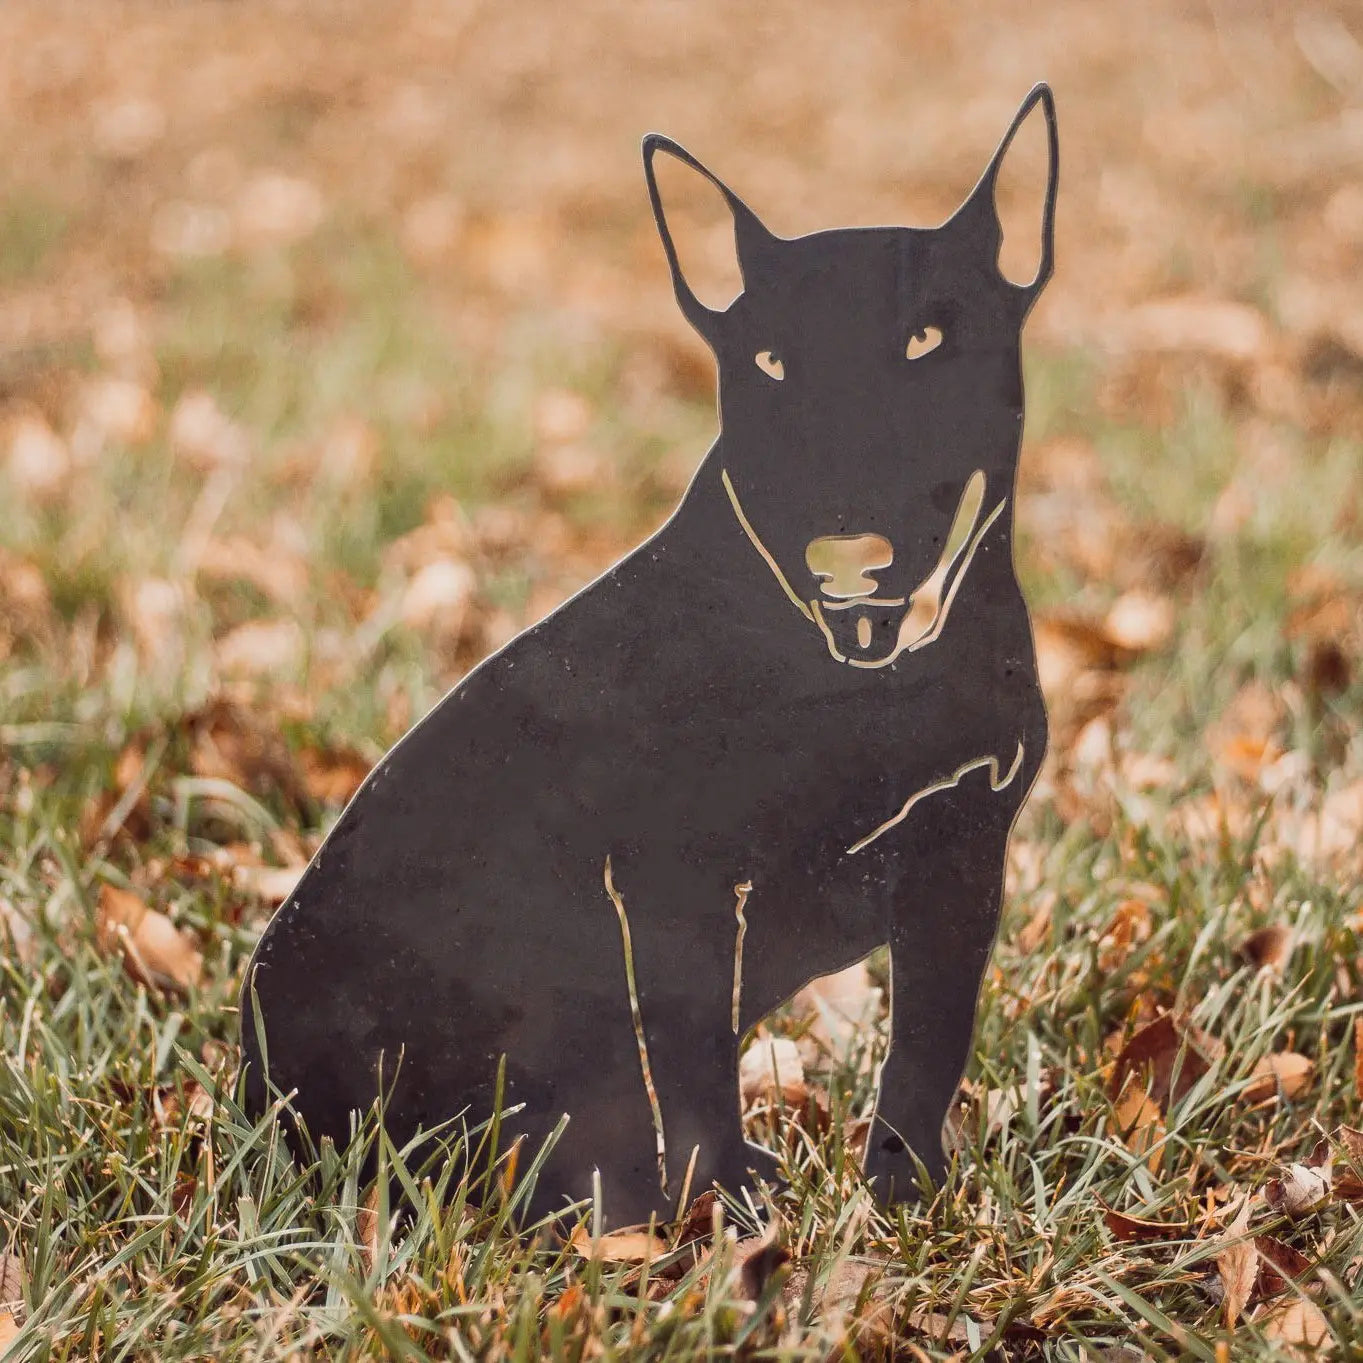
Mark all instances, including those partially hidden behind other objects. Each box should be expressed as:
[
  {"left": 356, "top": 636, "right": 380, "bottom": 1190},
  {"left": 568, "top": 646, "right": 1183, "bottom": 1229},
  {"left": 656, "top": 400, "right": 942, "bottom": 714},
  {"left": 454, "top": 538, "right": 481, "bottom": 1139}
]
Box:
[{"left": 0, "top": 206, "right": 1361, "bottom": 1361}]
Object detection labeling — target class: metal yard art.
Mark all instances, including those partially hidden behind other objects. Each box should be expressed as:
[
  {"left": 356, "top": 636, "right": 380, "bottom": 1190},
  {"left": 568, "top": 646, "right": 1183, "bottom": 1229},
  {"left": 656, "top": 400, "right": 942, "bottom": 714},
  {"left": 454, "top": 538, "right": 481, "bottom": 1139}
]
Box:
[{"left": 242, "top": 84, "right": 1059, "bottom": 1226}]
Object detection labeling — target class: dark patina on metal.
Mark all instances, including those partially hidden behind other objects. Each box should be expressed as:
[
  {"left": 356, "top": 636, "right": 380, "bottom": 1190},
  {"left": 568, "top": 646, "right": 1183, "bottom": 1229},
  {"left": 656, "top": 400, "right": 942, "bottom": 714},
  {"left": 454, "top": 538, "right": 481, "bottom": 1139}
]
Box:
[{"left": 242, "top": 84, "right": 1059, "bottom": 1226}]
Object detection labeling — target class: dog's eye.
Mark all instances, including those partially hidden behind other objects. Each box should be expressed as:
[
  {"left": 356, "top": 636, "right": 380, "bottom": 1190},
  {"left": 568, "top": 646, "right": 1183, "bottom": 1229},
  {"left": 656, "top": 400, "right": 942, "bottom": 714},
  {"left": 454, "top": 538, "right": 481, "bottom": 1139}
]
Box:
[
  {"left": 754, "top": 350, "right": 785, "bottom": 382},
  {"left": 905, "top": 326, "right": 944, "bottom": 360}
]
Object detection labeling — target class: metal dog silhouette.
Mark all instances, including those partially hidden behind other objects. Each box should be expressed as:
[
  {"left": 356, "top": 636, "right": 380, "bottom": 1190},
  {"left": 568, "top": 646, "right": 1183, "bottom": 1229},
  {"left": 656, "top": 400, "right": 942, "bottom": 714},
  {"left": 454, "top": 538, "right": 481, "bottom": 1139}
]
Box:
[{"left": 242, "top": 85, "right": 1057, "bottom": 1226}]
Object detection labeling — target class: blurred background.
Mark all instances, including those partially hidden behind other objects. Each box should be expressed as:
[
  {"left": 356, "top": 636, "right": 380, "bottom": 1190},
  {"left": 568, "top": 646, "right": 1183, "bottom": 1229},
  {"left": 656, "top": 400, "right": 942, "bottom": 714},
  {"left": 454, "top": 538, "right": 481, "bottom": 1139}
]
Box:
[
  {"left": 1, "top": 0, "right": 1360, "bottom": 845},
  {"left": 1, "top": 8, "right": 1362, "bottom": 1349}
]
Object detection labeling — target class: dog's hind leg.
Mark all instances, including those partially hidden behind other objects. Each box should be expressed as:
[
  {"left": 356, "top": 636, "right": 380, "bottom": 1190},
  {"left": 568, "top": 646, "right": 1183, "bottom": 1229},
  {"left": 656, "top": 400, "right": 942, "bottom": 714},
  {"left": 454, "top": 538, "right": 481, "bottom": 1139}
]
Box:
[{"left": 865, "top": 762, "right": 1024, "bottom": 1204}]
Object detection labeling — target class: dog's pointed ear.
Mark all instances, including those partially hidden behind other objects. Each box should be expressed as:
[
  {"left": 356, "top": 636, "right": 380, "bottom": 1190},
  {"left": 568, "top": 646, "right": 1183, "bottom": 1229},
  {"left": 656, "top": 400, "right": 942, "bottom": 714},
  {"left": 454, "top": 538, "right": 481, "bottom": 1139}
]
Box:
[
  {"left": 955, "top": 84, "right": 1058, "bottom": 308},
  {"left": 643, "top": 134, "right": 779, "bottom": 343}
]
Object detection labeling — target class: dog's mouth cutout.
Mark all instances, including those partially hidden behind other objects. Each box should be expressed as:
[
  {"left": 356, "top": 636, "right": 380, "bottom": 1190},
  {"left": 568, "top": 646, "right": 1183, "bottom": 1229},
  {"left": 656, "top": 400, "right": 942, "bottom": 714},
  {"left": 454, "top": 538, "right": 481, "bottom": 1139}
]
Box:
[{"left": 721, "top": 467, "right": 1004, "bottom": 668}]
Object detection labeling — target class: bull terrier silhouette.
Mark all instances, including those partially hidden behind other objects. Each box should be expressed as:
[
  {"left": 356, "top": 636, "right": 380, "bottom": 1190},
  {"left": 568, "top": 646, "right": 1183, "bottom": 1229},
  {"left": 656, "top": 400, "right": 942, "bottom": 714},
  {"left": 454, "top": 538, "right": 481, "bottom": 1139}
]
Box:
[{"left": 242, "top": 84, "right": 1057, "bottom": 1226}]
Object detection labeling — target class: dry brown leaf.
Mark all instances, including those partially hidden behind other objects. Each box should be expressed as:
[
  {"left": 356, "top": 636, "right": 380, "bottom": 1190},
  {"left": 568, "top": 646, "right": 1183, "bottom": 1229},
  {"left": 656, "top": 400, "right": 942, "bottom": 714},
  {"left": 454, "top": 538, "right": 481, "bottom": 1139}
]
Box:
[
  {"left": 1099, "top": 1200, "right": 1190, "bottom": 1242},
  {"left": 1259, "top": 1295, "right": 1331, "bottom": 1354},
  {"left": 790, "top": 961, "right": 880, "bottom": 1063},
  {"left": 782, "top": 1257, "right": 893, "bottom": 1345},
  {"left": 0, "top": 1310, "right": 17, "bottom": 1351},
  {"left": 1264, "top": 1160, "right": 1331, "bottom": 1218},
  {"left": 6, "top": 411, "right": 70, "bottom": 500},
  {"left": 298, "top": 746, "right": 371, "bottom": 806},
  {"left": 1108, "top": 1012, "right": 1222, "bottom": 1110},
  {"left": 733, "top": 1229, "right": 791, "bottom": 1302},
  {"left": 0, "top": 1251, "right": 24, "bottom": 1303},
  {"left": 671, "top": 1188, "right": 721, "bottom": 1247},
  {"left": 1253, "top": 1235, "right": 1313, "bottom": 1299},
  {"left": 1241, "top": 924, "right": 1291, "bottom": 972},
  {"left": 96, "top": 885, "right": 203, "bottom": 994},
  {"left": 1014, "top": 896, "right": 1053, "bottom": 953},
  {"left": 357, "top": 1187, "right": 380, "bottom": 1278},
  {"left": 1120, "top": 296, "right": 1269, "bottom": 361},
  {"left": 1112, "top": 1082, "right": 1166, "bottom": 1173},
  {"left": 739, "top": 1033, "right": 806, "bottom": 1107},
  {"left": 185, "top": 698, "right": 307, "bottom": 806},
  {"left": 232, "top": 861, "right": 305, "bottom": 905},
  {"left": 1333, "top": 1125, "right": 1363, "bottom": 1202},
  {"left": 569, "top": 1224, "right": 666, "bottom": 1264},
  {"left": 400, "top": 558, "right": 477, "bottom": 633},
  {"left": 152, "top": 1079, "right": 214, "bottom": 1131},
  {"left": 1244, "top": 1052, "right": 1314, "bottom": 1103},
  {"left": 1104, "top": 590, "right": 1175, "bottom": 652},
  {"left": 214, "top": 618, "right": 304, "bottom": 679},
  {"left": 536, "top": 445, "right": 609, "bottom": 500},
  {"left": 196, "top": 535, "right": 308, "bottom": 606},
  {"left": 1097, "top": 898, "right": 1153, "bottom": 972},
  {"left": 544, "top": 1281, "right": 587, "bottom": 1329},
  {"left": 1299, "top": 780, "right": 1363, "bottom": 863},
  {"left": 1035, "top": 609, "right": 1140, "bottom": 674},
  {"left": 1216, "top": 1197, "right": 1256, "bottom": 1330},
  {"left": 169, "top": 390, "right": 249, "bottom": 468}
]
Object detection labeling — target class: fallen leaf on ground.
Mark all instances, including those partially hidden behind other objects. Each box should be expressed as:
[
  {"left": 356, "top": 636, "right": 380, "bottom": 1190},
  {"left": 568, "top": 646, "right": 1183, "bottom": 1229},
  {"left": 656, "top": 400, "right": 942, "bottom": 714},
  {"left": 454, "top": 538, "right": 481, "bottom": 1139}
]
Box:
[
  {"left": 1216, "top": 1197, "right": 1256, "bottom": 1329},
  {"left": 783, "top": 1257, "right": 893, "bottom": 1344},
  {"left": 1264, "top": 1160, "right": 1331, "bottom": 1218},
  {"left": 1097, "top": 898, "right": 1153, "bottom": 972},
  {"left": 152, "top": 1080, "right": 214, "bottom": 1131},
  {"left": 1241, "top": 924, "right": 1291, "bottom": 971},
  {"left": 569, "top": 1224, "right": 666, "bottom": 1263},
  {"left": 1112, "top": 1082, "right": 1166, "bottom": 1172},
  {"left": 733, "top": 1229, "right": 791, "bottom": 1302},
  {"left": 214, "top": 618, "right": 304, "bottom": 679},
  {"left": 185, "top": 698, "right": 307, "bottom": 806},
  {"left": 299, "top": 745, "right": 372, "bottom": 805},
  {"left": 1244, "top": 1052, "right": 1314, "bottom": 1103},
  {"left": 791, "top": 960, "right": 881, "bottom": 1063},
  {"left": 1104, "top": 590, "right": 1175, "bottom": 652},
  {"left": 1108, "top": 1012, "right": 1223, "bottom": 1110},
  {"left": 96, "top": 885, "right": 203, "bottom": 994},
  {"left": 6, "top": 412, "right": 70, "bottom": 499},
  {"left": 1253, "top": 1235, "right": 1313, "bottom": 1299},
  {"left": 232, "top": 861, "right": 306, "bottom": 905},
  {"left": 1014, "top": 895, "right": 1053, "bottom": 953},
  {"left": 739, "top": 1033, "right": 806, "bottom": 1106},
  {"left": 197, "top": 535, "right": 308, "bottom": 606},
  {"left": 1259, "top": 1295, "right": 1331, "bottom": 1354},
  {"left": 0, "top": 1251, "right": 23, "bottom": 1302},
  {"left": 169, "top": 390, "right": 249, "bottom": 468},
  {"left": 1099, "top": 1200, "right": 1191, "bottom": 1242},
  {"left": 400, "top": 558, "right": 477, "bottom": 634},
  {"left": 1120, "top": 296, "right": 1269, "bottom": 361}
]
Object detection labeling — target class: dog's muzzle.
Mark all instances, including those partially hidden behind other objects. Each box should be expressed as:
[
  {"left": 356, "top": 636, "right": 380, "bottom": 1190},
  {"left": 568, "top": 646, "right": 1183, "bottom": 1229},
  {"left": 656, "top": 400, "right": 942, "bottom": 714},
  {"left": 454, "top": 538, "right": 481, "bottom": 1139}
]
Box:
[
  {"left": 805, "top": 534, "right": 904, "bottom": 653},
  {"left": 804, "top": 470, "right": 996, "bottom": 668}
]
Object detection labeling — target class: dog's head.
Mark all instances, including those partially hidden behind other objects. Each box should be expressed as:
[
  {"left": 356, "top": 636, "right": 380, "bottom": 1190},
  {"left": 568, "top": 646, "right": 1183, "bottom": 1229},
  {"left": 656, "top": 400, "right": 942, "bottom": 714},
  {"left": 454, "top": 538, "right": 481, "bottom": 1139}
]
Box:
[{"left": 645, "top": 86, "right": 1058, "bottom": 667}]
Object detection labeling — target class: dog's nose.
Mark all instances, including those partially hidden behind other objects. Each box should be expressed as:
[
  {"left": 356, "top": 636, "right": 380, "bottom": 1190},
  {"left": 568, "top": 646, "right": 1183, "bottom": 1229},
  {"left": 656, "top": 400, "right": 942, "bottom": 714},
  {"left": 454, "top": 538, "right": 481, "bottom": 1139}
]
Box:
[{"left": 805, "top": 534, "right": 894, "bottom": 599}]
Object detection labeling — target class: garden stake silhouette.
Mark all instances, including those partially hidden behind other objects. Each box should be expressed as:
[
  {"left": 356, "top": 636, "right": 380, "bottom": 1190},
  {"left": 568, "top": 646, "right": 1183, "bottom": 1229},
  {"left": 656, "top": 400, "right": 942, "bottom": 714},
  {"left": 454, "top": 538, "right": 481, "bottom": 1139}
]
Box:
[{"left": 242, "top": 83, "right": 1058, "bottom": 1226}]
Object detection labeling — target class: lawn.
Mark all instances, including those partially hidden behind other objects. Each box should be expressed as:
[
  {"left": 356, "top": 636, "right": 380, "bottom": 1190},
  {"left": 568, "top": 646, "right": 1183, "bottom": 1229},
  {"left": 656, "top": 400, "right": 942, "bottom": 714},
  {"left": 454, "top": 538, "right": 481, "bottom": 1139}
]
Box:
[{"left": 1, "top": 2, "right": 1361, "bottom": 1357}]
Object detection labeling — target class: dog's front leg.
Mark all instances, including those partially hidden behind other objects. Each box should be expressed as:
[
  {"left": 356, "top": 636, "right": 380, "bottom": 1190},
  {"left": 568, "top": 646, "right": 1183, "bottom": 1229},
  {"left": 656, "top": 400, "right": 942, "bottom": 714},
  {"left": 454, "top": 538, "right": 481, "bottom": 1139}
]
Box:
[
  {"left": 603, "top": 855, "right": 754, "bottom": 1211},
  {"left": 864, "top": 761, "right": 1025, "bottom": 1204}
]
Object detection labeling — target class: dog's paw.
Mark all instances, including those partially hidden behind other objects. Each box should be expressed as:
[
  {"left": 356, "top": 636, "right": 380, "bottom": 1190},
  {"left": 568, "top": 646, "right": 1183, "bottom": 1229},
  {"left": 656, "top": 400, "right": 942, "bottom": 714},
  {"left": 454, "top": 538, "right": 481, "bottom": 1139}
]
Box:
[{"left": 861, "top": 1128, "right": 940, "bottom": 1207}]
